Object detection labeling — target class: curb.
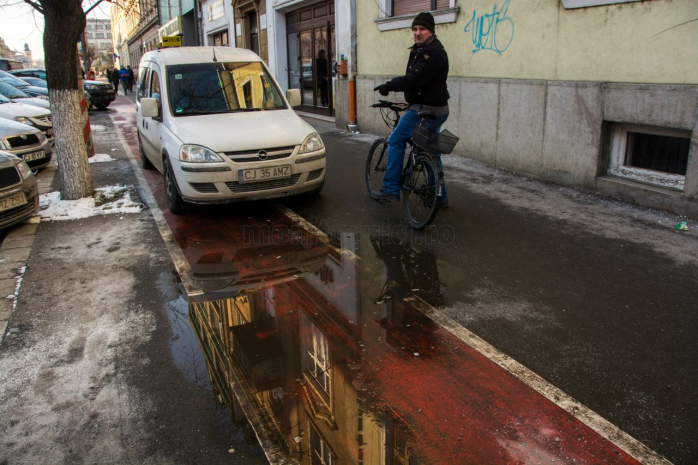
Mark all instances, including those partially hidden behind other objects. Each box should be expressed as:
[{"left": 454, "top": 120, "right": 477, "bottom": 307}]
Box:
[{"left": 0, "top": 159, "right": 58, "bottom": 345}]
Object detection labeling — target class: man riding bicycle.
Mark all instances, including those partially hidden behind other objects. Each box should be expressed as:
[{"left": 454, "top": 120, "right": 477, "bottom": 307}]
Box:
[{"left": 373, "top": 11, "right": 450, "bottom": 207}]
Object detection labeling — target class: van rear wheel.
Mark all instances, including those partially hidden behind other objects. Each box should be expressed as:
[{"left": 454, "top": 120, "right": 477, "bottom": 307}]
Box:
[{"left": 164, "top": 159, "right": 186, "bottom": 214}]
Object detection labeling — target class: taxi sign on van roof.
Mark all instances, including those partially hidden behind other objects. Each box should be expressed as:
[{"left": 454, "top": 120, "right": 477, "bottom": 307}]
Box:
[{"left": 162, "top": 36, "right": 182, "bottom": 47}]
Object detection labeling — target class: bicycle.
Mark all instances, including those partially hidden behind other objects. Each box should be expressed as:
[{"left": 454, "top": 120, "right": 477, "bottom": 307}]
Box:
[{"left": 365, "top": 100, "right": 459, "bottom": 229}]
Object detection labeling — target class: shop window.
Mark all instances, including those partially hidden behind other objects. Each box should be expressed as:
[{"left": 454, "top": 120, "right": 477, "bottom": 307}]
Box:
[
  {"left": 211, "top": 30, "right": 229, "bottom": 46},
  {"left": 376, "top": 0, "right": 458, "bottom": 31},
  {"left": 609, "top": 123, "right": 691, "bottom": 191}
]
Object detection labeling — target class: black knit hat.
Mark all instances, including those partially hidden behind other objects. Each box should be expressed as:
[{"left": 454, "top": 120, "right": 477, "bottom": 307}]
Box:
[{"left": 412, "top": 12, "right": 435, "bottom": 34}]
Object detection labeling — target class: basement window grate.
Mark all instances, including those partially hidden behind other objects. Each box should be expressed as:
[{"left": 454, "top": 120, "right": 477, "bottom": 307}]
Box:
[{"left": 609, "top": 124, "right": 691, "bottom": 191}]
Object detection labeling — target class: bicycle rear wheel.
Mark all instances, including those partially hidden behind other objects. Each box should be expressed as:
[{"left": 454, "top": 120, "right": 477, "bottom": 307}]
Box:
[
  {"left": 403, "top": 153, "right": 440, "bottom": 229},
  {"left": 366, "top": 138, "right": 388, "bottom": 198}
]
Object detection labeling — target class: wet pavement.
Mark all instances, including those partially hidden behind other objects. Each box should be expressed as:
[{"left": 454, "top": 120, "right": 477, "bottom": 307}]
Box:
[{"left": 100, "top": 94, "right": 698, "bottom": 463}]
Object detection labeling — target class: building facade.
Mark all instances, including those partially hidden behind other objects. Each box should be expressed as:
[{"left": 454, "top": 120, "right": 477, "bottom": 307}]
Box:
[
  {"left": 347, "top": 0, "right": 698, "bottom": 216},
  {"left": 84, "top": 18, "right": 113, "bottom": 74}
]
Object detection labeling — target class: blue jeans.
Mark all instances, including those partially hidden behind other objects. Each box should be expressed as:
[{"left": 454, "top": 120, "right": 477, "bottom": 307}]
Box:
[{"left": 382, "top": 109, "right": 449, "bottom": 200}]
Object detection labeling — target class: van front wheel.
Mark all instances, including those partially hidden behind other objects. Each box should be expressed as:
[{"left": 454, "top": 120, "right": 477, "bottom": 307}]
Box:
[{"left": 164, "top": 159, "right": 186, "bottom": 214}]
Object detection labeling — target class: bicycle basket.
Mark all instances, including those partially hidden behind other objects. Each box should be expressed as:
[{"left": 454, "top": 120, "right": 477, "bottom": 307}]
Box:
[{"left": 412, "top": 126, "right": 459, "bottom": 154}]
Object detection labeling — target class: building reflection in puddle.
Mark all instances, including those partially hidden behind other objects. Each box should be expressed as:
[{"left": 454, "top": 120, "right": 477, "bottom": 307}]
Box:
[
  {"left": 185, "top": 228, "right": 633, "bottom": 464},
  {"left": 187, "top": 231, "right": 441, "bottom": 464}
]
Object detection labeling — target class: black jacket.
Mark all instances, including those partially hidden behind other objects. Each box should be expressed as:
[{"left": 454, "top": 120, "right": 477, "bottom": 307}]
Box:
[{"left": 384, "top": 36, "right": 449, "bottom": 106}]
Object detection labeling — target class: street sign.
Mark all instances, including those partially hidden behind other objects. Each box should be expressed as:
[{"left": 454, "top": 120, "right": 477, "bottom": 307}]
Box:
[{"left": 162, "top": 36, "right": 182, "bottom": 47}]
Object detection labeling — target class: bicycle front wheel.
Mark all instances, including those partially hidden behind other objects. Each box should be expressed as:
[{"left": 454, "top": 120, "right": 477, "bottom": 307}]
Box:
[
  {"left": 366, "top": 138, "right": 388, "bottom": 198},
  {"left": 403, "top": 153, "right": 440, "bottom": 230}
]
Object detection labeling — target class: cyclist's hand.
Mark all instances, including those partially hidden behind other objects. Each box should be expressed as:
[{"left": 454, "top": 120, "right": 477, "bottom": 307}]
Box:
[{"left": 374, "top": 84, "right": 390, "bottom": 96}]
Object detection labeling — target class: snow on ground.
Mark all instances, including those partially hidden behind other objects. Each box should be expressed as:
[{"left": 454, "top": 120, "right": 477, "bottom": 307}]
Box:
[
  {"left": 39, "top": 185, "right": 143, "bottom": 221},
  {"left": 89, "top": 153, "right": 115, "bottom": 163},
  {"left": 90, "top": 124, "right": 108, "bottom": 132}
]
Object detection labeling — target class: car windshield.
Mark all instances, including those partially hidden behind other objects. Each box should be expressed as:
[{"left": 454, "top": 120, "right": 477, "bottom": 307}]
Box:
[
  {"left": 0, "top": 72, "right": 30, "bottom": 87},
  {"left": 0, "top": 81, "right": 29, "bottom": 98},
  {"left": 166, "top": 62, "right": 286, "bottom": 115},
  {"left": 24, "top": 78, "right": 47, "bottom": 88}
]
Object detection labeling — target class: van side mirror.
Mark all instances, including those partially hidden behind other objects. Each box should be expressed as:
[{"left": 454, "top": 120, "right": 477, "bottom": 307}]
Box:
[
  {"left": 141, "top": 97, "right": 159, "bottom": 118},
  {"left": 286, "top": 89, "right": 301, "bottom": 108}
]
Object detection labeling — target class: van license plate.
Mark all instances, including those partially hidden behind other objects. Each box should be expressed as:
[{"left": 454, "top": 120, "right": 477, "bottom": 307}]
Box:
[
  {"left": 240, "top": 165, "right": 291, "bottom": 183},
  {"left": 0, "top": 192, "right": 27, "bottom": 213},
  {"left": 23, "top": 150, "right": 46, "bottom": 162}
]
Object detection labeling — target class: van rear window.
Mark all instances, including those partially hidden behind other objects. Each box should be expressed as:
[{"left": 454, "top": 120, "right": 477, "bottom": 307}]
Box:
[{"left": 166, "top": 62, "right": 286, "bottom": 115}]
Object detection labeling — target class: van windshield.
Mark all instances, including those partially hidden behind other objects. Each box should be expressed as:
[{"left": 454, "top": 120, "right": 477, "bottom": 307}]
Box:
[{"left": 166, "top": 62, "right": 287, "bottom": 115}]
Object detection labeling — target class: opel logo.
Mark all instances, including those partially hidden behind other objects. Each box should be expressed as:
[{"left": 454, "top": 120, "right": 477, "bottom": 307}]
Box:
[
  {"left": 257, "top": 150, "right": 269, "bottom": 161},
  {"left": 20, "top": 134, "right": 27, "bottom": 140}
]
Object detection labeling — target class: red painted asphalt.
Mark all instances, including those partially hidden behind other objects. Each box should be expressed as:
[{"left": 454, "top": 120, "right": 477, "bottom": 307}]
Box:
[{"left": 110, "top": 96, "right": 641, "bottom": 463}]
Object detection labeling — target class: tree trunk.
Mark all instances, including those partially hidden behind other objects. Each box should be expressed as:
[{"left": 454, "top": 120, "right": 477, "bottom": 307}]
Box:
[{"left": 40, "top": 0, "right": 93, "bottom": 200}]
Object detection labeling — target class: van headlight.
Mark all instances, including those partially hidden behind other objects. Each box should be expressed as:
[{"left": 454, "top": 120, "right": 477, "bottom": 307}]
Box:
[
  {"left": 14, "top": 116, "right": 32, "bottom": 125},
  {"left": 179, "top": 144, "right": 223, "bottom": 163},
  {"left": 15, "top": 159, "right": 33, "bottom": 180},
  {"left": 298, "top": 133, "right": 324, "bottom": 154},
  {"left": 38, "top": 95, "right": 49, "bottom": 101},
  {"left": 36, "top": 131, "right": 47, "bottom": 142}
]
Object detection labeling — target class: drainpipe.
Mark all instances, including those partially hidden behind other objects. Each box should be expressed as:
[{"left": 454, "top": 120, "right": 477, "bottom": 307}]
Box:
[{"left": 348, "top": 72, "right": 358, "bottom": 133}]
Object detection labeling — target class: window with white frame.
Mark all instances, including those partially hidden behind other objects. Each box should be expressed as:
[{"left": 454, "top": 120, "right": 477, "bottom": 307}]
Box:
[
  {"left": 308, "top": 420, "right": 335, "bottom": 465},
  {"left": 302, "top": 315, "right": 332, "bottom": 400},
  {"left": 376, "top": 0, "right": 458, "bottom": 32},
  {"left": 609, "top": 123, "right": 691, "bottom": 191}
]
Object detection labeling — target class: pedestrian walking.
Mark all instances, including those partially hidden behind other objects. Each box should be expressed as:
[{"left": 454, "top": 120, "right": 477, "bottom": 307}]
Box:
[
  {"left": 372, "top": 12, "right": 450, "bottom": 207},
  {"left": 118, "top": 66, "right": 130, "bottom": 95},
  {"left": 127, "top": 65, "right": 135, "bottom": 92},
  {"left": 109, "top": 67, "right": 120, "bottom": 93}
]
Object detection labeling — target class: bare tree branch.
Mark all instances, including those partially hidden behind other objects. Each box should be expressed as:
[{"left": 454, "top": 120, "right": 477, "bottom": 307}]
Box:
[{"left": 21, "top": 0, "right": 43, "bottom": 14}]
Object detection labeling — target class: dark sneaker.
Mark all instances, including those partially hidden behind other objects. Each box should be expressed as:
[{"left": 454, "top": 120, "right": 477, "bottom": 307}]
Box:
[
  {"left": 373, "top": 190, "right": 400, "bottom": 202},
  {"left": 439, "top": 198, "right": 449, "bottom": 209}
]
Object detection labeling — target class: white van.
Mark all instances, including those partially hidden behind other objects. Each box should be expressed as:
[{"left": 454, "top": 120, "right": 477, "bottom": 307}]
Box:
[{"left": 136, "top": 47, "right": 325, "bottom": 213}]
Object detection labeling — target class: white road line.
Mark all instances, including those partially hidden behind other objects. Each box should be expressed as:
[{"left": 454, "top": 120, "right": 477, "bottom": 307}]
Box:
[{"left": 274, "top": 202, "right": 672, "bottom": 465}]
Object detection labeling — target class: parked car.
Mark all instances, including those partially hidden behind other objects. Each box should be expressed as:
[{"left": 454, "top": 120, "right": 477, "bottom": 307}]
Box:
[
  {"left": 0, "top": 149, "right": 39, "bottom": 231},
  {"left": 17, "top": 76, "right": 47, "bottom": 88},
  {"left": 8, "top": 68, "right": 47, "bottom": 80},
  {"left": 83, "top": 80, "right": 116, "bottom": 110},
  {"left": 137, "top": 47, "right": 325, "bottom": 214},
  {"left": 0, "top": 118, "right": 52, "bottom": 170},
  {"left": 0, "top": 71, "right": 49, "bottom": 100},
  {"left": 0, "top": 81, "right": 50, "bottom": 109},
  {"left": 0, "top": 94, "right": 54, "bottom": 144}
]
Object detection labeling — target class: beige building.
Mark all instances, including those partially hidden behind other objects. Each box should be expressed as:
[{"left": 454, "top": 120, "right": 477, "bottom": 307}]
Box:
[{"left": 344, "top": 0, "right": 698, "bottom": 216}]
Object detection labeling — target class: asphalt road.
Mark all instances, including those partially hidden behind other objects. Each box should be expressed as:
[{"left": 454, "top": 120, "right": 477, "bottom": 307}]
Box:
[{"left": 279, "top": 119, "right": 698, "bottom": 464}]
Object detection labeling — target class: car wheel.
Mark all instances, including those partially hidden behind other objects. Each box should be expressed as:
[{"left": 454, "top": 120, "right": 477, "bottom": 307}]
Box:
[
  {"left": 96, "top": 104, "right": 108, "bottom": 110},
  {"left": 137, "top": 134, "right": 154, "bottom": 170},
  {"left": 164, "top": 158, "right": 186, "bottom": 214}
]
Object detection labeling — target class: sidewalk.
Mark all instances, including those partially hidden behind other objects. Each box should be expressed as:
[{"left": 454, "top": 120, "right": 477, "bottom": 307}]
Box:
[{"left": 0, "top": 95, "right": 266, "bottom": 464}]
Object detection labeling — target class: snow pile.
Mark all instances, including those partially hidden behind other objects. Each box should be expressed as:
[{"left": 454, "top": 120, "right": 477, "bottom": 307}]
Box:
[
  {"left": 90, "top": 124, "right": 108, "bottom": 132},
  {"left": 89, "top": 153, "right": 115, "bottom": 163},
  {"left": 39, "top": 185, "right": 143, "bottom": 221}
]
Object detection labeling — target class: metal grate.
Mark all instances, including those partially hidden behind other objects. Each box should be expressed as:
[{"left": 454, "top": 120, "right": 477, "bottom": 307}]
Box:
[
  {"left": 33, "top": 115, "right": 52, "bottom": 124},
  {"left": 190, "top": 182, "right": 219, "bottom": 193},
  {"left": 306, "top": 169, "right": 323, "bottom": 181},
  {"left": 226, "top": 174, "right": 301, "bottom": 193},
  {"left": 0, "top": 195, "right": 36, "bottom": 222},
  {"left": 0, "top": 166, "right": 21, "bottom": 189},
  {"left": 225, "top": 145, "right": 296, "bottom": 163},
  {"left": 5, "top": 134, "right": 41, "bottom": 149}
]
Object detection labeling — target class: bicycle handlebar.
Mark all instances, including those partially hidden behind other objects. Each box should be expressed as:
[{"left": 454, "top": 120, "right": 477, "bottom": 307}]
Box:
[{"left": 371, "top": 100, "right": 409, "bottom": 112}]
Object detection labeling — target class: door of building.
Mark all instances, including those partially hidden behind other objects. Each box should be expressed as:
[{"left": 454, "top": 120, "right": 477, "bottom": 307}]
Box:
[{"left": 286, "top": 1, "right": 335, "bottom": 116}]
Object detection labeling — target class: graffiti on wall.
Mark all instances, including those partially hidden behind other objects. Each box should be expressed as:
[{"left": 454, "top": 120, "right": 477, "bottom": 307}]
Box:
[{"left": 464, "top": 0, "right": 515, "bottom": 55}]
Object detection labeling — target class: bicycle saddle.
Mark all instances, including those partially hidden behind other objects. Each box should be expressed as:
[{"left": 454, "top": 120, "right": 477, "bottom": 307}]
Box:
[{"left": 417, "top": 110, "right": 436, "bottom": 119}]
